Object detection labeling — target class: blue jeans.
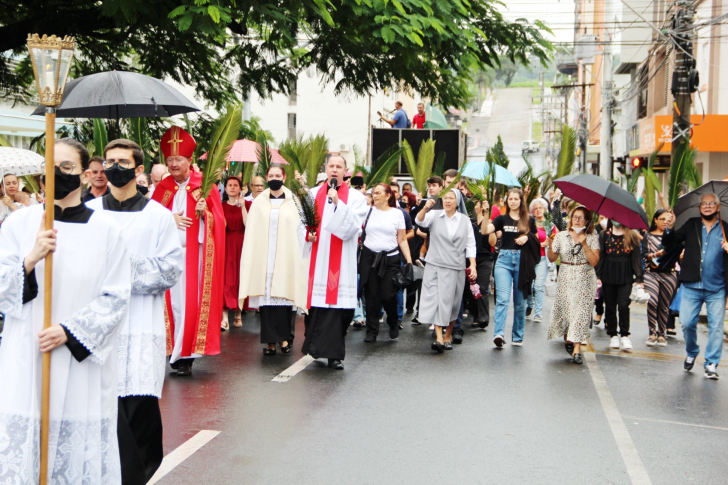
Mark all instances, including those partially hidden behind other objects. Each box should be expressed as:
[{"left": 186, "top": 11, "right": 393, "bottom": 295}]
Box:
[
  {"left": 354, "top": 275, "right": 366, "bottom": 322},
  {"left": 526, "top": 255, "right": 548, "bottom": 316},
  {"left": 680, "top": 286, "right": 726, "bottom": 367},
  {"left": 396, "top": 288, "right": 404, "bottom": 321},
  {"left": 494, "top": 249, "right": 526, "bottom": 342}
]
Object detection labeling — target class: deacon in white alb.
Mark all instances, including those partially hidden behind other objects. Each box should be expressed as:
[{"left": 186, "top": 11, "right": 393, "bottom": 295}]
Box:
[
  {"left": 0, "top": 138, "right": 130, "bottom": 484},
  {"left": 86, "top": 139, "right": 183, "bottom": 484}
]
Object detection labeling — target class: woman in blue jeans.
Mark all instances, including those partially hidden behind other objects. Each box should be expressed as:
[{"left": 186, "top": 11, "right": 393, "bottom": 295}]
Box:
[
  {"left": 526, "top": 198, "right": 552, "bottom": 323},
  {"left": 482, "top": 188, "right": 537, "bottom": 348}
]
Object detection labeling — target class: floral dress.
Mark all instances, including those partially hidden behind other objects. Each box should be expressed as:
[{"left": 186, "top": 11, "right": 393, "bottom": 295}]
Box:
[{"left": 547, "top": 231, "right": 600, "bottom": 342}]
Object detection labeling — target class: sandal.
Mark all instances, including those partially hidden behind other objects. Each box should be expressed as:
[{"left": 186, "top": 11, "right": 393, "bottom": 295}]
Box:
[
  {"left": 281, "top": 342, "right": 292, "bottom": 354},
  {"left": 263, "top": 348, "right": 276, "bottom": 356},
  {"left": 221, "top": 320, "right": 229, "bottom": 331},
  {"left": 233, "top": 317, "right": 243, "bottom": 327}
]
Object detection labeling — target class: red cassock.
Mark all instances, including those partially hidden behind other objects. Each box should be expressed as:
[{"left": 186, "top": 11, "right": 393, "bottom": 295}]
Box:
[
  {"left": 221, "top": 200, "right": 251, "bottom": 310},
  {"left": 151, "top": 172, "right": 226, "bottom": 357}
]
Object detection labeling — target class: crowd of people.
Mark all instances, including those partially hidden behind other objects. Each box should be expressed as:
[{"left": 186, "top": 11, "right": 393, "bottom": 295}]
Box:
[{"left": 0, "top": 123, "right": 726, "bottom": 484}]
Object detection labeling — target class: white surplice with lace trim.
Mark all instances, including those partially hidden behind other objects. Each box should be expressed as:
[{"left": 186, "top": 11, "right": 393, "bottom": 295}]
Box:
[
  {"left": 0, "top": 205, "right": 130, "bottom": 485},
  {"left": 86, "top": 197, "right": 183, "bottom": 398}
]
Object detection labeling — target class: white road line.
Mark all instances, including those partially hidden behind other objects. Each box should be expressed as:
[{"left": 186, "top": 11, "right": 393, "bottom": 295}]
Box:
[
  {"left": 585, "top": 352, "right": 652, "bottom": 485},
  {"left": 272, "top": 354, "right": 315, "bottom": 382},
  {"left": 623, "top": 415, "right": 728, "bottom": 432},
  {"left": 147, "top": 430, "right": 220, "bottom": 484}
]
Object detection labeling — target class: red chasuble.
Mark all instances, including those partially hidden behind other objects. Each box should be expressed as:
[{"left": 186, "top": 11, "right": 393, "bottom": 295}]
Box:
[{"left": 152, "top": 172, "right": 225, "bottom": 357}]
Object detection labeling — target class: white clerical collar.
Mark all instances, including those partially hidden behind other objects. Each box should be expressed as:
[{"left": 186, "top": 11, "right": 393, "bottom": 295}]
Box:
[{"left": 177, "top": 176, "right": 191, "bottom": 190}]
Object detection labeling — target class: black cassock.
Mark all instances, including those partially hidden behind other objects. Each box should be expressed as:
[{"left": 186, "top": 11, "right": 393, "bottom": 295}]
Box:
[
  {"left": 260, "top": 306, "right": 296, "bottom": 344},
  {"left": 302, "top": 307, "right": 354, "bottom": 360}
]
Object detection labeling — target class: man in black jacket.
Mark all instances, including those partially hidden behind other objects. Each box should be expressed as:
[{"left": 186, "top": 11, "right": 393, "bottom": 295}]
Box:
[{"left": 663, "top": 193, "right": 728, "bottom": 379}]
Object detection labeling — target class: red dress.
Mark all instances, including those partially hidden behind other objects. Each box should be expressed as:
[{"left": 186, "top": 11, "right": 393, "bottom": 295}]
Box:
[{"left": 222, "top": 201, "right": 250, "bottom": 310}]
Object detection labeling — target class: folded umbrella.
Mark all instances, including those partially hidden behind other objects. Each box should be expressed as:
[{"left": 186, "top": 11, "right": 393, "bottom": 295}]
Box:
[
  {"left": 672, "top": 180, "right": 728, "bottom": 232},
  {"left": 554, "top": 173, "right": 649, "bottom": 230},
  {"left": 461, "top": 161, "right": 520, "bottom": 187}
]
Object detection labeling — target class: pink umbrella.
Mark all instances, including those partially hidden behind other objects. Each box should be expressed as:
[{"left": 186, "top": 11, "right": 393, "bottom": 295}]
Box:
[{"left": 199, "top": 139, "right": 288, "bottom": 164}]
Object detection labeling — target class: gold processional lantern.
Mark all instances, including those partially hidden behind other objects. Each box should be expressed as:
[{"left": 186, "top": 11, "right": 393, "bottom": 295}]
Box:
[{"left": 26, "top": 33, "right": 75, "bottom": 485}]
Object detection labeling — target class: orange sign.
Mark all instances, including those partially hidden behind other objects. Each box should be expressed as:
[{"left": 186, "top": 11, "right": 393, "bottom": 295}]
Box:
[{"left": 632, "top": 115, "right": 728, "bottom": 156}]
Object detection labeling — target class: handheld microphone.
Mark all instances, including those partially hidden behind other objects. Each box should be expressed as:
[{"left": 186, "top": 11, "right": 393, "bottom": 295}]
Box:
[{"left": 328, "top": 178, "right": 338, "bottom": 203}]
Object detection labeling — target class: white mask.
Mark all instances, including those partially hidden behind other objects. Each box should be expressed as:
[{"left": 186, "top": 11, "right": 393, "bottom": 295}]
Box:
[
  {"left": 573, "top": 226, "right": 586, "bottom": 234},
  {"left": 599, "top": 219, "right": 607, "bottom": 230}
]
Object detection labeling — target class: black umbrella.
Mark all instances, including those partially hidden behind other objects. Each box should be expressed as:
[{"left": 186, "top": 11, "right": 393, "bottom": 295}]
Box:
[
  {"left": 554, "top": 173, "right": 649, "bottom": 230},
  {"left": 31, "top": 71, "right": 199, "bottom": 119},
  {"left": 673, "top": 180, "right": 728, "bottom": 233}
]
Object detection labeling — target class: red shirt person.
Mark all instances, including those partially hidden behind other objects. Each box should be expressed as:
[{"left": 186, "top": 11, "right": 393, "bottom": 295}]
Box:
[
  {"left": 412, "top": 102, "right": 426, "bottom": 129},
  {"left": 151, "top": 126, "right": 226, "bottom": 377}
]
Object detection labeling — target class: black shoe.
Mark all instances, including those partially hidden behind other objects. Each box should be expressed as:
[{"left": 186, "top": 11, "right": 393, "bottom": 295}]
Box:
[
  {"left": 398, "top": 321, "right": 403, "bottom": 330},
  {"left": 390, "top": 325, "right": 400, "bottom": 340},
  {"left": 264, "top": 348, "right": 276, "bottom": 356},
  {"left": 412, "top": 315, "right": 420, "bottom": 324},
  {"left": 452, "top": 328, "right": 464, "bottom": 344},
  {"left": 443, "top": 341, "right": 453, "bottom": 351},
  {"left": 328, "top": 359, "right": 344, "bottom": 370},
  {"left": 281, "top": 342, "right": 292, "bottom": 354},
  {"left": 526, "top": 307, "right": 533, "bottom": 317},
  {"left": 431, "top": 341, "right": 444, "bottom": 353},
  {"left": 684, "top": 356, "right": 696, "bottom": 372},
  {"left": 364, "top": 334, "right": 376, "bottom": 343},
  {"left": 477, "top": 321, "right": 489, "bottom": 329},
  {"left": 176, "top": 363, "right": 192, "bottom": 376},
  {"left": 572, "top": 353, "right": 583, "bottom": 364},
  {"left": 494, "top": 335, "right": 504, "bottom": 348},
  {"left": 565, "top": 341, "right": 574, "bottom": 356},
  {"left": 352, "top": 320, "right": 364, "bottom": 329}
]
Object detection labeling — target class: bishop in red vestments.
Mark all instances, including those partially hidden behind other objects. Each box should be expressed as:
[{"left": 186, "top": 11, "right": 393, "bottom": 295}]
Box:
[{"left": 151, "top": 126, "right": 226, "bottom": 376}]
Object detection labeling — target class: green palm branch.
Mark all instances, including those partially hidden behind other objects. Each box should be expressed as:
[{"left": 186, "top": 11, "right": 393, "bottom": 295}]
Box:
[
  {"left": 438, "top": 166, "right": 465, "bottom": 199},
  {"left": 201, "top": 103, "right": 243, "bottom": 209},
  {"left": 402, "top": 139, "right": 436, "bottom": 194},
  {"left": 305, "top": 134, "right": 329, "bottom": 187},
  {"left": 92, "top": 119, "right": 108, "bottom": 158},
  {"left": 367, "top": 145, "right": 403, "bottom": 187},
  {"left": 554, "top": 125, "right": 576, "bottom": 181},
  {"left": 255, "top": 132, "right": 274, "bottom": 178},
  {"left": 667, "top": 140, "right": 701, "bottom": 208}
]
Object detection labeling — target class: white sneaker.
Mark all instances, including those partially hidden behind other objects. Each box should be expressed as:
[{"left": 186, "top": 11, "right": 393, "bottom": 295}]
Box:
[
  {"left": 620, "top": 337, "right": 633, "bottom": 352},
  {"left": 429, "top": 324, "right": 435, "bottom": 330},
  {"left": 533, "top": 315, "right": 542, "bottom": 323},
  {"left": 609, "top": 336, "right": 620, "bottom": 349}
]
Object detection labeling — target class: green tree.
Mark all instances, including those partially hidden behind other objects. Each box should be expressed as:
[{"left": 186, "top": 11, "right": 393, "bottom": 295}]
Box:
[{"left": 1, "top": 1, "right": 552, "bottom": 109}]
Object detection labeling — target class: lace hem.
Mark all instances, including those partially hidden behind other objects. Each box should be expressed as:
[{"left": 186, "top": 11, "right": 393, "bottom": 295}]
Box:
[
  {"left": 130, "top": 253, "right": 182, "bottom": 295},
  {"left": 117, "top": 333, "right": 166, "bottom": 398},
  {"left": 0, "top": 260, "right": 24, "bottom": 318},
  {"left": 0, "top": 413, "right": 120, "bottom": 485}
]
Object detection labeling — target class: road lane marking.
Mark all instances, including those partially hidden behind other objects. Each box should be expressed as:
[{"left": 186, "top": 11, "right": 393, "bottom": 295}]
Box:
[
  {"left": 273, "top": 354, "right": 315, "bottom": 382},
  {"left": 587, "top": 346, "right": 728, "bottom": 366},
  {"left": 623, "top": 416, "right": 728, "bottom": 432},
  {"left": 148, "top": 430, "right": 220, "bottom": 484},
  {"left": 585, "top": 352, "right": 652, "bottom": 485}
]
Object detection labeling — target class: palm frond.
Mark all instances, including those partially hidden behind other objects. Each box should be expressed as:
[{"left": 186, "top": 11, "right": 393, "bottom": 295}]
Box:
[
  {"left": 255, "top": 132, "right": 273, "bottom": 178},
  {"left": 367, "top": 145, "right": 403, "bottom": 187},
  {"left": 19, "top": 175, "right": 39, "bottom": 193},
  {"left": 352, "top": 143, "right": 366, "bottom": 166},
  {"left": 627, "top": 167, "right": 642, "bottom": 194},
  {"left": 667, "top": 140, "right": 699, "bottom": 208},
  {"left": 278, "top": 134, "right": 307, "bottom": 175},
  {"left": 437, "top": 166, "right": 465, "bottom": 199},
  {"left": 92, "top": 119, "right": 108, "bottom": 158},
  {"left": 305, "top": 134, "right": 328, "bottom": 187},
  {"left": 555, "top": 125, "right": 576, "bottom": 180},
  {"left": 433, "top": 151, "right": 446, "bottom": 177},
  {"left": 0, "top": 134, "right": 11, "bottom": 147},
  {"left": 241, "top": 162, "right": 255, "bottom": 186},
  {"left": 202, "top": 103, "right": 243, "bottom": 202},
  {"left": 644, "top": 168, "right": 656, "bottom": 222},
  {"left": 289, "top": 178, "right": 319, "bottom": 230},
  {"left": 401, "top": 139, "right": 418, "bottom": 184}
]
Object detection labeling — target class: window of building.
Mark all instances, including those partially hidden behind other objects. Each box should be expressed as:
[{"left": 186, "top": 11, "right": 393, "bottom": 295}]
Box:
[
  {"left": 289, "top": 78, "right": 297, "bottom": 106},
  {"left": 287, "top": 113, "right": 296, "bottom": 140}
]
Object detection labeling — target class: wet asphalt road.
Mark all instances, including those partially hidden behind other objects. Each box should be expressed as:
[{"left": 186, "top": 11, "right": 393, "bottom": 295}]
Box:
[{"left": 157, "top": 287, "right": 728, "bottom": 485}]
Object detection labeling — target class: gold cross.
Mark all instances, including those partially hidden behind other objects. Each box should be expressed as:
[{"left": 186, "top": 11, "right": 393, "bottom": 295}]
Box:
[{"left": 167, "top": 127, "right": 183, "bottom": 156}]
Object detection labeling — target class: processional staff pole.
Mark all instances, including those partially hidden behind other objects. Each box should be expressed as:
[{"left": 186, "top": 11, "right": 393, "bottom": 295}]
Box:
[{"left": 26, "top": 33, "right": 75, "bottom": 485}]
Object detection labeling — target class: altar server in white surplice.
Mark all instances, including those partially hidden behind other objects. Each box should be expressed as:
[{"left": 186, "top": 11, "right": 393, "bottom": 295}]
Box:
[
  {"left": 86, "top": 139, "right": 183, "bottom": 485},
  {"left": 0, "top": 138, "right": 130, "bottom": 485}
]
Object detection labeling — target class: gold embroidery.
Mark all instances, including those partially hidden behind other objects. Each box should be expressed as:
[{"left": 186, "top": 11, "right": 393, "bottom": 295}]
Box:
[
  {"left": 164, "top": 295, "right": 172, "bottom": 355},
  {"left": 194, "top": 205, "right": 216, "bottom": 354},
  {"left": 160, "top": 189, "right": 174, "bottom": 207},
  {"left": 191, "top": 187, "right": 202, "bottom": 201}
]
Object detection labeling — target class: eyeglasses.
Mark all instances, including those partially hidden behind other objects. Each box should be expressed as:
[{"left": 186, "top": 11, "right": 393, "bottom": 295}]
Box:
[
  {"left": 40, "top": 161, "right": 76, "bottom": 175},
  {"left": 103, "top": 159, "right": 134, "bottom": 170},
  {"left": 571, "top": 216, "right": 585, "bottom": 221},
  {"left": 700, "top": 202, "right": 718, "bottom": 208}
]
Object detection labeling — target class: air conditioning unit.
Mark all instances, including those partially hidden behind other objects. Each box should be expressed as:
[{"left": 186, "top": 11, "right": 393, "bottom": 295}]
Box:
[{"left": 339, "top": 143, "right": 350, "bottom": 152}]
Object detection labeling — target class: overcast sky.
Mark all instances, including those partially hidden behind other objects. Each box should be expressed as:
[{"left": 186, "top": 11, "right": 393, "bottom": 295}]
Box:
[{"left": 498, "top": 0, "right": 577, "bottom": 44}]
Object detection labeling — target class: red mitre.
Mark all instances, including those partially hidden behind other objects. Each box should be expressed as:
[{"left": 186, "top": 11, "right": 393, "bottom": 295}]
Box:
[{"left": 161, "top": 126, "right": 196, "bottom": 159}]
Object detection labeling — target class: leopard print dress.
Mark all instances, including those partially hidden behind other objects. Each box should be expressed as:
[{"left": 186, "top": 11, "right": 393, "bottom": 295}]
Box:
[{"left": 547, "top": 231, "right": 600, "bottom": 343}]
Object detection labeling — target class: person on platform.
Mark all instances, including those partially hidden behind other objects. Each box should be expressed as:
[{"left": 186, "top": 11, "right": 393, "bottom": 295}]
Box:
[
  {"left": 412, "top": 102, "right": 426, "bottom": 129},
  {"left": 81, "top": 155, "right": 111, "bottom": 202},
  {"left": 151, "top": 126, "right": 226, "bottom": 377},
  {"left": 221, "top": 176, "right": 249, "bottom": 330},
  {"left": 379, "top": 101, "right": 409, "bottom": 128},
  {"left": 245, "top": 176, "right": 266, "bottom": 201},
  {"left": 0, "top": 138, "right": 131, "bottom": 484},
  {"left": 303, "top": 156, "right": 368, "bottom": 370},
  {"left": 86, "top": 139, "right": 183, "bottom": 485},
  {"left": 239, "top": 164, "right": 313, "bottom": 355}
]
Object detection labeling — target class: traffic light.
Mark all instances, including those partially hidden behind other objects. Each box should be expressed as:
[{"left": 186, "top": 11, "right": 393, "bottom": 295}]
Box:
[{"left": 631, "top": 157, "right": 643, "bottom": 170}]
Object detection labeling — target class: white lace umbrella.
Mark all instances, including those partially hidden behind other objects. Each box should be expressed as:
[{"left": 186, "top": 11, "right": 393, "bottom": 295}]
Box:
[{"left": 0, "top": 147, "right": 44, "bottom": 179}]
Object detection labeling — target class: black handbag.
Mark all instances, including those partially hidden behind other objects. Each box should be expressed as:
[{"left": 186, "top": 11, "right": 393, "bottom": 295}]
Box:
[
  {"left": 393, "top": 263, "right": 415, "bottom": 288},
  {"left": 357, "top": 208, "right": 374, "bottom": 265}
]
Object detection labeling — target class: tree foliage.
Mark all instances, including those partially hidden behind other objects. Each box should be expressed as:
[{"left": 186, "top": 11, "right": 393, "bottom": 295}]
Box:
[{"left": 0, "top": 0, "right": 552, "bottom": 109}]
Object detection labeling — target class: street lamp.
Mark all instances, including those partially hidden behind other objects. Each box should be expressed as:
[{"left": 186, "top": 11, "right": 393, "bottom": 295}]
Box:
[{"left": 26, "top": 33, "right": 75, "bottom": 485}]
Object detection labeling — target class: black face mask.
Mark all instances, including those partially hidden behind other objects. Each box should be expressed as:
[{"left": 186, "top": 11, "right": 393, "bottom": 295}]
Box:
[
  {"left": 702, "top": 211, "right": 718, "bottom": 221},
  {"left": 42, "top": 166, "right": 81, "bottom": 200},
  {"left": 137, "top": 185, "right": 149, "bottom": 196},
  {"left": 267, "top": 179, "right": 284, "bottom": 191},
  {"left": 105, "top": 165, "right": 138, "bottom": 188}
]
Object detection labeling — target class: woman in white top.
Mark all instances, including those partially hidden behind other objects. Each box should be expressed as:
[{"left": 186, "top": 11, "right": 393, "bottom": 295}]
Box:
[{"left": 359, "top": 183, "right": 412, "bottom": 342}]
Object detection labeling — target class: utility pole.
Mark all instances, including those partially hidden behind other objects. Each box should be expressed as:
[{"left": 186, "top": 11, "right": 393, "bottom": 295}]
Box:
[
  {"left": 671, "top": 0, "right": 695, "bottom": 161},
  {"left": 539, "top": 68, "right": 545, "bottom": 172},
  {"left": 600, "top": 29, "right": 613, "bottom": 180}
]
